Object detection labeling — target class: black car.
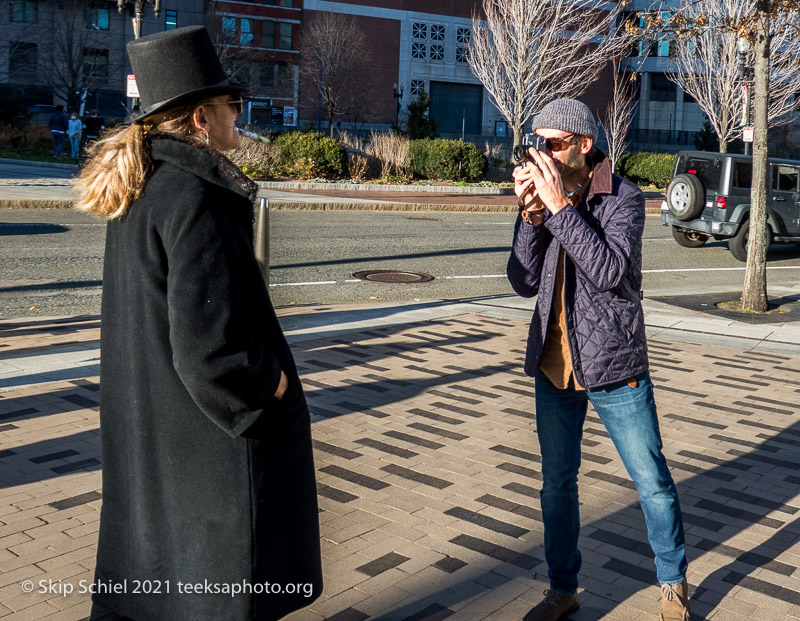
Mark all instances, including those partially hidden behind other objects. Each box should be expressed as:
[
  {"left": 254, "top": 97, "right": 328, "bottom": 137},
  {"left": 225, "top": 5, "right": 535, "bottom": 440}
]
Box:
[{"left": 661, "top": 150, "right": 800, "bottom": 261}]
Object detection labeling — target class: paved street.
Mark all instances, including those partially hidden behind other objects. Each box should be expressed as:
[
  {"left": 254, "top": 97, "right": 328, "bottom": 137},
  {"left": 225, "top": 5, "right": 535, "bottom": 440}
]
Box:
[{"left": 2, "top": 297, "right": 800, "bottom": 620}]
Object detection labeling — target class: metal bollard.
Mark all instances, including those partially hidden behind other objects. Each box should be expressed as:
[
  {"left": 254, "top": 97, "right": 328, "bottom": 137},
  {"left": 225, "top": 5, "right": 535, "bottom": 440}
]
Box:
[{"left": 254, "top": 197, "right": 269, "bottom": 288}]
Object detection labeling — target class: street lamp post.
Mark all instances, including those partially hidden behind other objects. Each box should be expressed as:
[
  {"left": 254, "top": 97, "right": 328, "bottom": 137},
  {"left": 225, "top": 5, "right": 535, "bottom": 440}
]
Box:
[
  {"left": 393, "top": 82, "right": 404, "bottom": 128},
  {"left": 117, "top": 1, "right": 160, "bottom": 116},
  {"left": 117, "top": 0, "right": 161, "bottom": 39},
  {"left": 736, "top": 37, "right": 752, "bottom": 156}
]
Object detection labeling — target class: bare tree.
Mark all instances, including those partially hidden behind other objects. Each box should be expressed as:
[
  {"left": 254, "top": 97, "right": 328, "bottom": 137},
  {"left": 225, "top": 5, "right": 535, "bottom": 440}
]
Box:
[
  {"left": 38, "top": 0, "right": 120, "bottom": 113},
  {"left": 664, "top": 0, "right": 800, "bottom": 153},
  {"left": 643, "top": 0, "right": 800, "bottom": 312},
  {"left": 299, "top": 11, "right": 371, "bottom": 138},
  {"left": 600, "top": 56, "right": 639, "bottom": 172},
  {"left": 466, "top": 0, "right": 630, "bottom": 148},
  {"left": 207, "top": 0, "right": 254, "bottom": 86}
]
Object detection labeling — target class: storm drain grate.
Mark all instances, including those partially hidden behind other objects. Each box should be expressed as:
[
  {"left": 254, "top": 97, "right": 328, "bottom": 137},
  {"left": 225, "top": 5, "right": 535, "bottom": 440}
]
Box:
[{"left": 352, "top": 270, "right": 435, "bottom": 284}]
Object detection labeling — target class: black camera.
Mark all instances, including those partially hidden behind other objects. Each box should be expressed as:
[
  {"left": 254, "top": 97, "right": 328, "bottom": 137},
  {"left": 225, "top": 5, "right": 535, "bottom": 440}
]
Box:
[{"left": 513, "top": 133, "right": 547, "bottom": 163}]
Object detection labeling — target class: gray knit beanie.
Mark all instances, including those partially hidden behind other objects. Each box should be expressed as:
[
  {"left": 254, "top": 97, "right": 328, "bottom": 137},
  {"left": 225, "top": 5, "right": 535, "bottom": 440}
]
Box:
[{"left": 532, "top": 98, "right": 598, "bottom": 141}]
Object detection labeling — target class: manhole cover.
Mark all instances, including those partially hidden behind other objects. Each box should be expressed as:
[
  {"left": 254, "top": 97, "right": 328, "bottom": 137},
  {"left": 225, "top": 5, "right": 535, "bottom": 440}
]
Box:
[{"left": 352, "top": 270, "right": 434, "bottom": 283}]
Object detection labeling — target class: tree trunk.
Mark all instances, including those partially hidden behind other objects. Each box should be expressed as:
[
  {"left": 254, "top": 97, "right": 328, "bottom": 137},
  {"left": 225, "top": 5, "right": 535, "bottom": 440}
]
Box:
[
  {"left": 741, "top": 2, "right": 770, "bottom": 313},
  {"left": 719, "top": 141, "right": 728, "bottom": 154}
]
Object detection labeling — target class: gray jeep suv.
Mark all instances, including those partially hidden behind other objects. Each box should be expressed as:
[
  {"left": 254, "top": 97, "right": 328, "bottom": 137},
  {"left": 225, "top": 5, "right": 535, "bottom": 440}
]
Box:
[{"left": 661, "top": 150, "right": 800, "bottom": 261}]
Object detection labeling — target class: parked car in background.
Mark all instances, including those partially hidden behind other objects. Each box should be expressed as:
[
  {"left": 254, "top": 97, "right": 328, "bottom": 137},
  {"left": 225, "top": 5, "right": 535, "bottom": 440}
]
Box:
[
  {"left": 661, "top": 150, "right": 800, "bottom": 261},
  {"left": 28, "top": 104, "right": 57, "bottom": 126}
]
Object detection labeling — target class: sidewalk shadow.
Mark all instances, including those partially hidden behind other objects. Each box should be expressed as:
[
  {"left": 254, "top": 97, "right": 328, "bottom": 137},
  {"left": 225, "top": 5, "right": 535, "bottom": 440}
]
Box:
[
  {"left": 0, "top": 223, "right": 69, "bottom": 236},
  {"left": 306, "top": 371, "right": 800, "bottom": 621}
]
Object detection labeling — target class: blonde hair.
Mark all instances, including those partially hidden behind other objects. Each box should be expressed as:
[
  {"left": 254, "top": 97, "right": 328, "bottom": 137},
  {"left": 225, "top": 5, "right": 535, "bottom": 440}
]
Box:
[{"left": 75, "top": 103, "right": 206, "bottom": 219}]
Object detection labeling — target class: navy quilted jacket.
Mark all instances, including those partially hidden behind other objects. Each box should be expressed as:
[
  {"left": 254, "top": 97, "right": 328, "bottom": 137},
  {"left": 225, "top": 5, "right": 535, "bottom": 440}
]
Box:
[{"left": 507, "top": 153, "right": 648, "bottom": 389}]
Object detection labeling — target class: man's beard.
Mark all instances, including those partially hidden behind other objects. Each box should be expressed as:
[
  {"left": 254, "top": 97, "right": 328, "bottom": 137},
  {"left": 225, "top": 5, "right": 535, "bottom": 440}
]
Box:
[{"left": 556, "top": 151, "right": 587, "bottom": 185}]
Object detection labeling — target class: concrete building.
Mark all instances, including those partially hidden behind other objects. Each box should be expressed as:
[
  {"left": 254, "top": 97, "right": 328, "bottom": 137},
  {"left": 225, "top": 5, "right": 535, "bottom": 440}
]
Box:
[
  {"left": 1, "top": 0, "right": 206, "bottom": 118},
  {"left": 620, "top": 1, "right": 705, "bottom": 152},
  {"left": 299, "top": 0, "right": 615, "bottom": 142}
]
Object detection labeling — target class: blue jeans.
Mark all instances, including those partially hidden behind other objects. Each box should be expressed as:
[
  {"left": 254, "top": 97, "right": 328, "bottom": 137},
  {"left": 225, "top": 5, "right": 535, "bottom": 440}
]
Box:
[
  {"left": 52, "top": 132, "right": 66, "bottom": 158},
  {"left": 534, "top": 370, "right": 687, "bottom": 594},
  {"left": 69, "top": 135, "right": 81, "bottom": 158}
]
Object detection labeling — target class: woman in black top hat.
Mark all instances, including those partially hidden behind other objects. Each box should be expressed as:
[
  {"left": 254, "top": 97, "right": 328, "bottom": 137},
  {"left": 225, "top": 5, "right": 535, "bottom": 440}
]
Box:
[{"left": 76, "top": 26, "right": 322, "bottom": 621}]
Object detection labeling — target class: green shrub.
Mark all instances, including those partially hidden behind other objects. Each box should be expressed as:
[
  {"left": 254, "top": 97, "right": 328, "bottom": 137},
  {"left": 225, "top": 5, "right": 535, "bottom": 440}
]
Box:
[
  {"left": 617, "top": 152, "right": 676, "bottom": 188},
  {"left": 409, "top": 138, "right": 487, "bottom": 181},
  {"left": 276, "top": 131, "right": 347, "bottom": 179}
]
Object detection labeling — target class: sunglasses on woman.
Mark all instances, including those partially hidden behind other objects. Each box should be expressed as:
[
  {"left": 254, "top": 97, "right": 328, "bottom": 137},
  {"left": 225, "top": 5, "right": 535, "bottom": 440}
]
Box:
[
  {"left": 536, "top": 133, "right": 578, "bottom": 152},
  {"left": 204, "top": 99, "right": 244, "bottom": 115}
]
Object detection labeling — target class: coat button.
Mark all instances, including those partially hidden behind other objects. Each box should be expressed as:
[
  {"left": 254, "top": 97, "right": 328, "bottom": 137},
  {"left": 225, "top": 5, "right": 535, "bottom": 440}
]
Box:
[{"left": 547, "top": 273, "right": 552, "bottom": 278}]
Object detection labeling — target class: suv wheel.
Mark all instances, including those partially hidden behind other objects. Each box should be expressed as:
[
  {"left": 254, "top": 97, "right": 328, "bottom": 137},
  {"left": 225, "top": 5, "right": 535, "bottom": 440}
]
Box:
[
  {"left": 666, "top": 173, "right": 705, "bottom": 221},
  {"left": 729, "top": 220, "right": 750, "bottom": 261},
  {"left": 672, "top": 227, "right": 709, "bottom": 248}
]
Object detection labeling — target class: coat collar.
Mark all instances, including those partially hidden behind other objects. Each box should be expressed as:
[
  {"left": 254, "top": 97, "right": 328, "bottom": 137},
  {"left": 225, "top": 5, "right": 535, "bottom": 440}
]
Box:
[
  {"left": 148, "top": 132, "right": 258, "bottom": 203},
  {"left": 585, "top": 150, "right": 613, "bottom": 201}
]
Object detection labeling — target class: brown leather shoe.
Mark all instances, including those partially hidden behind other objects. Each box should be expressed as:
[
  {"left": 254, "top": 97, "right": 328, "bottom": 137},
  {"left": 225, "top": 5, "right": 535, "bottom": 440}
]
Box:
[
  {"left": 660, "top": 580, "right": 691, "bottom": 621},
  {"left": 523, "top": 589, "right": 580, "bottom": 621}
]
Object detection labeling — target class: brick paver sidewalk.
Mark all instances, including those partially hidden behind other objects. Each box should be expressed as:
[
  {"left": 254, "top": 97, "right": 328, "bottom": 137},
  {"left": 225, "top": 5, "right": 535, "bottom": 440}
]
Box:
[{"left": 2, "top": 313, "right": 800, "bottom": 620}]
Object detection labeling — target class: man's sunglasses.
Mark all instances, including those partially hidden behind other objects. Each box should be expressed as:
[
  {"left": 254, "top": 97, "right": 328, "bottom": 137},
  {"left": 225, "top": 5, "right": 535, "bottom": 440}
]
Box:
[
  {"left": 536, "top": 133, "right": 578, "bottom": 152},
  {"left": 204, "top": 99, "right": 244, "bottom": 115}
]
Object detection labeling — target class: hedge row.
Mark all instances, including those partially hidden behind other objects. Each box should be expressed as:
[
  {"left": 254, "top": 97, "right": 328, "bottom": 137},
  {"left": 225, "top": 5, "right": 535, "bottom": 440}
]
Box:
[
  {"left": 242, "top": 132, "right": 487, "bottom": 181},
  {"left": 408, "top": 138, "right": 486, "bottom": 181},
  {"left": 616, "top": 152, "right": 677, "bottom": 188}
]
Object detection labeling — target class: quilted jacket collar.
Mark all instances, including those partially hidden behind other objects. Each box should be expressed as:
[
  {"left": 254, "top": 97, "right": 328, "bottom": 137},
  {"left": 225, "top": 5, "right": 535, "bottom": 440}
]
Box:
[
  {"left": 148, "top": 132, "right": 258, "bottom": 203},
  {"left": 585, "top": 151, "right": 613, "bottom": 202}
]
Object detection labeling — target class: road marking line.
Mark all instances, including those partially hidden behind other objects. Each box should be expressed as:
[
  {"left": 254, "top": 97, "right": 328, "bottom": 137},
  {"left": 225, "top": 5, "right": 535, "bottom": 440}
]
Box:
[
  {"left": 268, "top": 266, "right": 800, "bottom": 288},
  {"left": 269, "top": 280, "right": 337, "bottom": 287},
  {"left": 442, "top": 275, "right": 506, "bottom": 279},
  {"left": 643, "top": 266, "right": 800, "bottom": 273}
]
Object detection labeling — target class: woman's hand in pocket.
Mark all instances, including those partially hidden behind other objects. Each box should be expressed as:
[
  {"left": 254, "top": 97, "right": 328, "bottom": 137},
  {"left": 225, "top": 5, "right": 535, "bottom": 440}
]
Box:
[{"left": 274, "top": 371, "right": 289, "bottom": 400}]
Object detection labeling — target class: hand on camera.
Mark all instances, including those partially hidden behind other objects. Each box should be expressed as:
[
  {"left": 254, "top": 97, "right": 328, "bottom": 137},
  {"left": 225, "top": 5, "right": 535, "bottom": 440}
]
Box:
[{"left": 522, "top": 149, "right": 568, "bottom": 215}]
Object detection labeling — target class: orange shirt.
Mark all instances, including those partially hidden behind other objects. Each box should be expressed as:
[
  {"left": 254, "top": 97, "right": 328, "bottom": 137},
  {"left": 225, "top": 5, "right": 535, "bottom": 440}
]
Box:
[{"left": 538, "top": 172, "right": 593, "bottom": 390}]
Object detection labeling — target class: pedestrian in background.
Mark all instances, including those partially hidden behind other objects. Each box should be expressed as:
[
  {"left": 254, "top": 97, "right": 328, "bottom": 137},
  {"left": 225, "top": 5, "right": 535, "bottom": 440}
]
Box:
[
  {"left": 67, "top": 112, "right": 82, "bottom": 159},
  {"left": 75, "top": 25, "right": 322, "bottom": 621},
  {"left": 48, "top": 104, "right": 68, "bottom": 158},
  {"left": 507, "top": 98, "right": 690, "bottom": 621},
  {"left": 84, "top": 109, "right": 104, "bottom": 144}
]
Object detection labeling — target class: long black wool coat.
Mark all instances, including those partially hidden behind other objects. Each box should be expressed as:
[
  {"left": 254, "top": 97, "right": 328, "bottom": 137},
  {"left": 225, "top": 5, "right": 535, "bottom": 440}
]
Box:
[{"left": 93, "top": 134, "right": 322, "bottom": 620}]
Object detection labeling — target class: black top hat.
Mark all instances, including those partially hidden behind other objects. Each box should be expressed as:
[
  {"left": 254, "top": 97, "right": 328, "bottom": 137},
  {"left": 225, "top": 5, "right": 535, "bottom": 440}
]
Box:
[{"left": 126, "top": 26, "right": 247, "bottom": 122}]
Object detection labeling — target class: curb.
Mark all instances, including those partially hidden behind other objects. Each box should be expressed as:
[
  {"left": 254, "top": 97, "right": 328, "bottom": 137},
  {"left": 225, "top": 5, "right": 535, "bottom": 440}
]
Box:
[
  {"left": 2, "top": 198, "right": 664, "bottom": 214},
  {"left": 0, "top": 157, "right": 80, "bottom": 170},
  {"left": 257, "top": 180, "right": 515, "bottom": 194}
]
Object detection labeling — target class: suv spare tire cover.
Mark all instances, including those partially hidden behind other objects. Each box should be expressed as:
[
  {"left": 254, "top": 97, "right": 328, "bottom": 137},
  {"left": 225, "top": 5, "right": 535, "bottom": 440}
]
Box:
[{"left": 666, "top": 173, "right": 706, "bottom": 221}]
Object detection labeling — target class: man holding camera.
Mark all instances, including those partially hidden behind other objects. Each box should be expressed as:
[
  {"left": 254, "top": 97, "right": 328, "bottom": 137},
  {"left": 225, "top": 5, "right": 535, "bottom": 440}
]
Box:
[{"left": 507, "top": 98, "right": 690, "bottom": 621}]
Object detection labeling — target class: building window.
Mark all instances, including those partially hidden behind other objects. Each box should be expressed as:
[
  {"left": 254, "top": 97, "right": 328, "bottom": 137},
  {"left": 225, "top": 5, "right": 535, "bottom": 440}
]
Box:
[
  {"left": 264, "top": 0, "right": 293, "bottom": 5},
  {"left": 278, "top": 22, "right": 292, "bottom": 50},
  {"left": 222, "top": 16, "right": 236, "bottom": 35},
  {"left": 83, "top": 48, "right": 109, "bottom": 81},
  {"left": 261, "top": 63, "right": 276, "bottom": 88},
  {"left": 262, "top": 21, "right": 275, "bottom": 48},
  {"left": 10, "top": 0, "right": 38, "bottom": 23},
  {"left": 277, "top": 63, "right": 293, "bottom": 88},
  {"left": 9, "top": 42, "right": 37, "bottom": 78},
  {"left": 456, "top": 27, "right": 470, "bottom": 64},
  {"left": 410, "top": 80, "right": 424, "bottom": 96},
  {"left": 241, "top": 18, "right": 253, "bottom": 46},
  {"left": 86, "top": 1, "right": 109, "bottom": 30},
  {"left": 412, "top": 22, "right": 446, "bottom": 63},
  {"left": 165, "top": 9, "right": 177, "bottom": 30},
  {"left": 649, "top": 73, "right": 677, "bottom": 102}
]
